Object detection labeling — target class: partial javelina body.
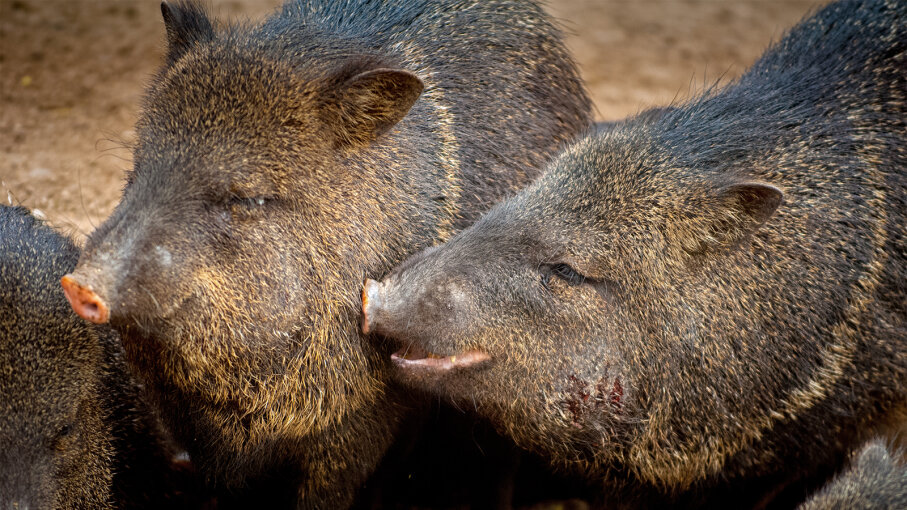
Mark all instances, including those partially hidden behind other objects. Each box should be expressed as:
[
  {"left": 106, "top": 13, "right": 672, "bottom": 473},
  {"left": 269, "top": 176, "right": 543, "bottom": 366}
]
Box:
[
  {"left": 0, "top": 205, "right": 193, "bottom": 509},
  {"left": 799, "top": 440, "right": 907, "bottom": 510},
  {"left": 363, "top": 0, "right": 906, "bottom": 506},
  {"left": 61, "top": 0, "right": 591, "bottom": 506}
]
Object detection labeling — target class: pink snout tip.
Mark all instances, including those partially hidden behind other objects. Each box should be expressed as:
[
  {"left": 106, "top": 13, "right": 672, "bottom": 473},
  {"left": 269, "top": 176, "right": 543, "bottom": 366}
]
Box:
[
  {"left": 61, "top": 274, "right": 110, "bottom": 324},
  {"left": 361, "top": 278, "right": 382, "bottom": 334}
]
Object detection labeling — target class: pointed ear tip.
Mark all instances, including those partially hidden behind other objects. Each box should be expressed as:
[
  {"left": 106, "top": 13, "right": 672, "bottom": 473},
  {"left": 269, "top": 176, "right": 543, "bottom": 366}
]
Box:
[
  {"left": 345, "top": 68, "right": 425, "bottom": 105},
  {"left": 399, "top": 72, "right": 425, "bottom": 99},
  {"left": 759, "top": 182, "right": 784, "bottom": 195},
  {"left": 734, "top": 181, "right": 784, "bottom": 200},
  {"left": 161, "top": 1, "right": 174, "bottom": 21},
  {"left": 398, "top": 69, "right": 424, "bottom": 84},
  {"left": 354, "top": 68, "right": 424, "bottom": 87},
  {"left": 738, "top": 182, "right": 784, "bottom": 221},
  {"left": 756, "top": 182, "right": 784, "bottom": 206},
  {"left": 409, "top": 73, "right": 426, "bottom": 94},
  {"left": 769, "top": 185, "right": 783, "bottom": 206},
  {"left": 393, "top": 70, "right": 425, "bottom": 102}
]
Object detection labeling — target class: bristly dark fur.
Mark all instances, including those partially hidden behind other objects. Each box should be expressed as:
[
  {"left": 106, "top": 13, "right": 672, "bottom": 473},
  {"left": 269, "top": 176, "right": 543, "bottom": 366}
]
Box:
[
  {"left": 0, "top": 205, "right": 199, "bottom": 508},
  {"left": 68, "top": 0, "right": 592, "bottom": 507},
  {"left": 364, "top": 0, "right": 906, "bottom": 507}
]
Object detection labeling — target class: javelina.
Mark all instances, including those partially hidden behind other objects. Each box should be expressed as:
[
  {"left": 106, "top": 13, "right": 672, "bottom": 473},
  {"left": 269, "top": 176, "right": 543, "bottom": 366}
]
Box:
[
  {"left": 60, "top": 0, "right": 591, "bottom": 506},
  {"left": 362, "top": 0, "right": 906, "bottom": 506},
  {"left": 0, "top": 204, "right": 197, "bottom": 509},
  {"left": 799, "top": 440, "right": 907, "bottom": 510}
]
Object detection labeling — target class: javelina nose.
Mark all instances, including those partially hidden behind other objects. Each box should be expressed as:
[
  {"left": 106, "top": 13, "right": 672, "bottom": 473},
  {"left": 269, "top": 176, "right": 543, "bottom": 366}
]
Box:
[
  {"left": 61, "top": 274, "right": 110, "bottom": 324},
  {"left": 361, "top": 278, "right": 384, "bottom": 334}
]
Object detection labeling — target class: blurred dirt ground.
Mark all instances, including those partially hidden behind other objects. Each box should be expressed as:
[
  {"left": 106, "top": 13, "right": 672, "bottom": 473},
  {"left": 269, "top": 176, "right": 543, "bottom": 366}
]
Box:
[{"left": 0, "top": 0, "right": 824, "bottom": 241}]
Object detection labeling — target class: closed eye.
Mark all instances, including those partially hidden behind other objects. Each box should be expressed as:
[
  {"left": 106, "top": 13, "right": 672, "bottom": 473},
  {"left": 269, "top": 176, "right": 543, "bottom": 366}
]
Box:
[
  {"left": 542, "top": 262, "right": 617, "bottom": 301},
  {"left": 228, "top": 196, "right": 270, "bottom": 208},
  {"left": 550, "top": 263, "right": 586, "bottom": 286},
  {"left": 50, "top": 421, "right": 78, "bottom": 451}
]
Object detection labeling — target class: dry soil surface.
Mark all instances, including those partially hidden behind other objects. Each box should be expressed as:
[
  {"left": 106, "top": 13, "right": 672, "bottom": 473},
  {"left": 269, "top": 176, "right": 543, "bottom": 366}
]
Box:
[{"left": 1, "top": 0, "right": 826, "bottom": 241}]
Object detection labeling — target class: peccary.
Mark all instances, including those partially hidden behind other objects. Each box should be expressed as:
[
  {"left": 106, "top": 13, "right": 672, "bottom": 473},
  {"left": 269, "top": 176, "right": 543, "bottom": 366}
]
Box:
[
  {"left": 362, "top": 0, "right": 906, "bottom": 506},
  {"left": 0, "top": 204, "right": 198, "bottom": 509},
  {"left": 60, "top": 0, "right": 591, "bottom": 506},
  {"left": 799, "top": 440, "right": 907, "bottom": 510}
]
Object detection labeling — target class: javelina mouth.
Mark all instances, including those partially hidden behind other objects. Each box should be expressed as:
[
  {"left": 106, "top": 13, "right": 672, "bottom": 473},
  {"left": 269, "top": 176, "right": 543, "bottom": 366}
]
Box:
[{"left": 391, "top": 344, "right": 490, "bottom": 371}]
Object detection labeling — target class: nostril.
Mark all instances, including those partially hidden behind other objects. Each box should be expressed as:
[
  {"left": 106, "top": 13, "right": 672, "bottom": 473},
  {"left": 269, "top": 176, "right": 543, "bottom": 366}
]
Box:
[{"left": 61, "top": 274, "right": 111, "bottom": 324}]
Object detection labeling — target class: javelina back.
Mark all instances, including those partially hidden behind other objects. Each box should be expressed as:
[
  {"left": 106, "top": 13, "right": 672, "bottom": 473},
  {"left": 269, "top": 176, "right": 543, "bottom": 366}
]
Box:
[
  {"left": 60, "top": 0, "right": 592, "bottom": 506},
  {"left": 0, "top": 204, "right": 196, "bottom": 509},
  {"left": 798, "top": 440, "right": 907, "bottom": 510},
  {"left": 362, "top": 0, "right": 906, "bottom": 506}
]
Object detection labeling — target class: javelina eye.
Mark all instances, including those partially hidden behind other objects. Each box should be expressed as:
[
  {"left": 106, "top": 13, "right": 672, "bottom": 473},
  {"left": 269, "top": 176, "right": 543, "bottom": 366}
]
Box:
[
  {"left": 57, "top": 424, "right": 73, "bottom": 438},
  {"left": 50, "top": 422, "right": 78, "bottom": 451},
  {"left": 541, "top": 263, "right": 615, "bottom": 302},
  {"left": 229, "top": 196, "right": 268, "bottom": 208},
  {"left": 226, "top": 196, "right": 274, "bottom": 216},
  {"left": 550, "top": 263, "right": 586, "bottom": 286}
]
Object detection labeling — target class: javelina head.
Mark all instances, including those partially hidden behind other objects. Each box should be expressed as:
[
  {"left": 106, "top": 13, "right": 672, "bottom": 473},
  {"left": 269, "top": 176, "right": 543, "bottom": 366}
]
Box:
[
  {"left": 363, "top": 125, "right": 784, "bottom": 486},
  {"left": 0, "top": 206, "right": 114, "bottom": 509},
  {"left": 65, "top": 0, "right": 423, "bottom": 325},
  {"left": 61, "top": 0, "right": 424, "bottom": 477}
]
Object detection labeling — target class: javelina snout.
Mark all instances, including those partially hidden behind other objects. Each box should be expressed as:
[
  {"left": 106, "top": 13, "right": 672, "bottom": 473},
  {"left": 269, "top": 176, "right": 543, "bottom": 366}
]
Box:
[
  {"left": 359, "top": 215, "right": 607, "bottom": 399},
  {"left": 62, "top": 209, "right": 188, "bottom": 326},
  {"left": 61, "top": 273, "right": 110, "bottom": 324},
  {"left": 362, "top": 269, "right": 472, "bottom": 338},
  {"left": 362, "top": 274, "right": 490, "bottom": 372}
]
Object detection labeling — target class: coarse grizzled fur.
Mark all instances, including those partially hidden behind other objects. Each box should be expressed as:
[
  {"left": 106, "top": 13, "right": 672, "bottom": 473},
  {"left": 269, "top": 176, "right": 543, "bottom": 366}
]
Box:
[
  {"left": 62, "top": 0, "right": 592, "bottom": 507},
  {"left": 362, "top": 0, "right": 906, "bottom": 506}
]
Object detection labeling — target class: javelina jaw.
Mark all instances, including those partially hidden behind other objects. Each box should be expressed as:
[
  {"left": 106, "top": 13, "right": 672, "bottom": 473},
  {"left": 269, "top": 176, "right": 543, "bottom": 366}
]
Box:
[{"left": 391, "top": 346, "right": 490, "bottom": 372}]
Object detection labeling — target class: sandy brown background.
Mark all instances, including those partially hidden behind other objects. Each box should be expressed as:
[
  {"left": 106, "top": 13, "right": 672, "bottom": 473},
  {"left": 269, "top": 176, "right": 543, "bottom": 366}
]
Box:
[{"left": 1, "top": 0, "right": 826, "bottom": 242}]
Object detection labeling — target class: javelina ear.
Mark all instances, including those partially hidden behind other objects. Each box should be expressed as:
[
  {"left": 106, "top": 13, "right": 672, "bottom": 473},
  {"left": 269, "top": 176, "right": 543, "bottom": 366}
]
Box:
[
  {"left": 682, "top": 181, "right": 783, "bottom": 254},
  {"left": 330, "top": 68, "right": 424, "bottom": 148},
  {"left": 161, "top": 1, "right": 214, "bottom": 65},
  {"left": 721, "top": 182, "right": 783, "bottom": 228}
]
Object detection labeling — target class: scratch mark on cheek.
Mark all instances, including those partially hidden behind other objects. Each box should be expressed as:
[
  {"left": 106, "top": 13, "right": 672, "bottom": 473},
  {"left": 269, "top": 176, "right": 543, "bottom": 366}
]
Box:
[
  {"left": 565, "top": 374, "right": 588, "bottom": 427},
  {"left": 565, "top": 373, "right": 625, "bottom": 427},
  {"left": 609, "top": 377, "right": 623, "bottom": 413}
]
